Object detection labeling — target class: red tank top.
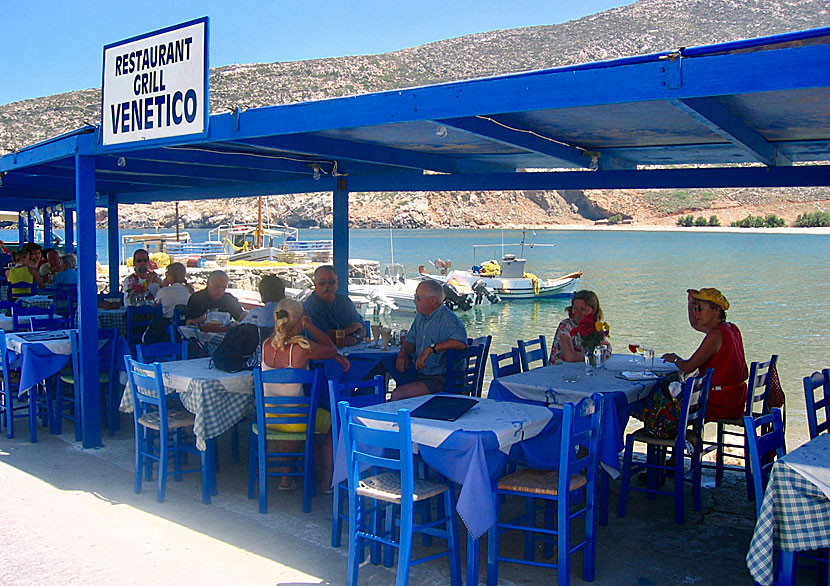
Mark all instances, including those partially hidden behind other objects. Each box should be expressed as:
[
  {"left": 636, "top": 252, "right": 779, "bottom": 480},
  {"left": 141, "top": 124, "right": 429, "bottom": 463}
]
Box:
[{"left": 702, "top": 322, "right": 749, "bottom": 421}]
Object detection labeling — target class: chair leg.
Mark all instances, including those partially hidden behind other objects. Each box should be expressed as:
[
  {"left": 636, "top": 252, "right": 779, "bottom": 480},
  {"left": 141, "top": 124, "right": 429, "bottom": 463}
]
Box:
[
  {"left": 715, "top": 422, "right": 725, "bottom": 486},
  {"left": 157, "top": 432, "right": 168, "bottom": 503},
  {"left": 444, "top": 488, "right": 461, "bottom": 586},
  {"left": 331, "top": 482, "right": 343, "bottom": 548},
  {"left": 258, "top": 437, "right": 267, "bottom": 514},
  {"left": 134, "top": 425, "right": 144, "bottom": 494},
  {"left": 28, "top": 387, "right": 38, "bottom": 443},
  {"left": 777, "top": 550, "right": 795, "bottom": 586},
  {"left": 173, "top": 429, "right": 184, "bottom": 482},
  {"left": 558, "top": 492, "right": 570, "bottom": 586},
  {"left": 618, "top": 436, "right": 634, "bottom": 518},
  {"left": 247, "top": 431, "right": 256, "bottom": 499},
  {"left": 674, "top": 447, "right": 685, "bottom": 525},
  {"left": 200, "top": 446, "right": 211, "bottom": 505},
  {"left": 396, "top": 503, "right": 414, "bottom": 586},
  {"left": 347, "top": 490, "right": 361, "bottom": 586},
  {"left": 523, "top": 497, "right": 535, "bottom": 560},
  {"left": 487, "top": 519, "right": 499, "bottom": 586},
  {"left": 744, "top": 434, "right": 756, "bottom": 501}
]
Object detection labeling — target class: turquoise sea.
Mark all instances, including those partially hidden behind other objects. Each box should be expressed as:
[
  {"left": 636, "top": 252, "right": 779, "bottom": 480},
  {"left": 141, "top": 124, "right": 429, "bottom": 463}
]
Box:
[{"left": 5, "top": 226, "right": 828, "bottom": 445}]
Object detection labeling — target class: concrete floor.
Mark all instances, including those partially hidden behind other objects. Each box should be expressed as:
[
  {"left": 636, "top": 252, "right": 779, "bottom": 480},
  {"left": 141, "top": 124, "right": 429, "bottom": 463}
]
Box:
[{"left": 0, "top": 415, "right": 800, "bottom": 586}]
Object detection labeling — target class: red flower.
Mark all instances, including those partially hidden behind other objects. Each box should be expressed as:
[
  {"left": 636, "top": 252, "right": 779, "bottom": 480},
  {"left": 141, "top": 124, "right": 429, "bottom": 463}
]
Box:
[{"left": 570, "top": 314, "right": 598, "bottom": 338}]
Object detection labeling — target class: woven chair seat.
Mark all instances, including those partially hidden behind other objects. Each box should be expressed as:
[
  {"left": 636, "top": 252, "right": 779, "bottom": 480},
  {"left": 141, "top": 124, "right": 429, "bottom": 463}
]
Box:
[
  {"left": 138, "top": 409, "right": 195, "bottom": 431},
  {"left": 630, "top": 427, "right": 700, "bottom": 447},
  {"left": 356, "top": 472, "right": 448, "bottom": 504},
  {"left": 250, "top": 422, "right": 308, "bottom": 442},
  {"left": 497, "top": 467, "right": 587, "bottom": 495},
  {"left": 59, "top": 372, "right": 110, "bottom": 385},
  {"left": 715, "top": 417, "right": 745, "bottom": 427}
]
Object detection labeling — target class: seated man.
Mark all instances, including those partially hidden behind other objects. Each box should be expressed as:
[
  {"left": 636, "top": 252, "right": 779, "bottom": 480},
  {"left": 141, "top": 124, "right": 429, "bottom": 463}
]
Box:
[
  {"left": 122, "top": 248, "right": 163, "bottom": 306},
  {"left": 241, "top": 275, "right": 286, "bottom": 328},
  {"left": 392, "top": 279, "right": 467, "bottom": 400},
  {"left": 185, "top": 270, "right": 245, "bottom": 325},
  {"left": 302, "top": 265, "right": 365, "bottom": 346}
]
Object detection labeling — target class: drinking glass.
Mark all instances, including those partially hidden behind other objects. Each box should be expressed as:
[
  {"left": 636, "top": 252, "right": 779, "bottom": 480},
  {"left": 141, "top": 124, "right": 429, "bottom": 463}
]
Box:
[
  {"left": 628, "top": 342, "right": 641, "bottom": 363},
  {"left": 641, "top": 348, "right": 654, "bottom": 374}
]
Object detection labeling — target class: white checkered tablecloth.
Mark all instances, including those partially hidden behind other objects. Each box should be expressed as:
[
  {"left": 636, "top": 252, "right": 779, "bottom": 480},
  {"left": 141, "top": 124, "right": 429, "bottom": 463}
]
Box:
[
  {"left": 97, "top": 308, "right": 127, "bottom": 337},
  {"left": 120, "top": 357, "right": 254, "bottom": 451},
  {"left": 19, "top": 295, "right": 54, "bottom": 309},
  {"left": 746, "top": 439, "right": 830, "bottom": 585},
  {"left": 179, "top": 325, "right": 227, "bottom": 356}
]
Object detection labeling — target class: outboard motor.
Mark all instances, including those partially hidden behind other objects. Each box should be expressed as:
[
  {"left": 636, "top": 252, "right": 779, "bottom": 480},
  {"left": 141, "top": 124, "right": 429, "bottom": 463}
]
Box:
[
  {"left": 471, "top": 279, "right": 501, "bottom": 305},
  {"left": 442, "top": 282, "right": 472, "bottom": 312},
  {"left": 368, "top": 289, "right": 398, "bottom": 312}
]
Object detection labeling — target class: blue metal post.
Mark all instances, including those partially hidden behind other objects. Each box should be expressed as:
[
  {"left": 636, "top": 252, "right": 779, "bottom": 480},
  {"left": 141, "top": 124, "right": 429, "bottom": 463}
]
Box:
[
  {"left": 43, "top": 210, "right": 52, "bottom": 248},
  {"left": 64, "top": 208, "right": 75, "bottom": 254},
  {"left": 17, "top": 215, "right": 25, "bottom": 247},
  {"left": 107, "top": 194, "right": 120, "bottom": 294},
  {"left": 27, "top": 211, "right": 34, "bottom": 243},
  {"left": 332, "top": 179, "right": 349, "bottom": 295},
  {"left": 75, "top": 155, "right": 101, "bottom": 448}
]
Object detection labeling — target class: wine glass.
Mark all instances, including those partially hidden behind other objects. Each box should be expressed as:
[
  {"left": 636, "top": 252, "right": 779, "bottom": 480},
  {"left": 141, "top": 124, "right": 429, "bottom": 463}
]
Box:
[{"left": 628, "top": 342, "right": 642, "bottom": 363}]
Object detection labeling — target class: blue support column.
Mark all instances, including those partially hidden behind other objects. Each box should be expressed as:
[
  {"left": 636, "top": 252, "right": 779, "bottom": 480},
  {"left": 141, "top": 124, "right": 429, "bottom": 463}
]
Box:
[
  {"left": 43, "top": 211, "right": 52, "bottom": 248},
  {"left": 17, "top": 215, "right": 25, "bottom": 247},
  {"left": 27, "top": 211, "right": 34, "bottom": 243},
  {"left": 332, "top": 179, "right": 349, "bottom": 295},
  {"left": 75, "top": 155, "right": 101, "bottom": 448},
  {"left": 64, "top": 208, "right": 75, "bottom": 254},
  {"left": 107, "top": 194, "right": 120, "bottom": 294}
]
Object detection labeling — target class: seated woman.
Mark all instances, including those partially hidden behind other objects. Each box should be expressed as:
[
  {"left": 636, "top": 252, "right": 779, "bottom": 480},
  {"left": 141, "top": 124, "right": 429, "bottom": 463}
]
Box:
[
  {"left": 154, "top": 262, "right": 193, "bottom": 319},
  {"left": 549, "top": 290, "right": 610, "bottom": 364},
  {"left": 261, "top": 298, "right": 343, "bottom": 491},
  {"left": 661, "top": 288, "right": 748, "bottom": 422},
  {"left": 7, "top": 246, "right": 46, "bottom": 292},
  {"left": 52, "top": 254, "right": 78, "bottom": 287}
]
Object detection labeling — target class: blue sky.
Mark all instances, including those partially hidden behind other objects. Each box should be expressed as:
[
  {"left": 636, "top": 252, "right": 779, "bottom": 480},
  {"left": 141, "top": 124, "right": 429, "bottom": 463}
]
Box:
[{"left": 0, "top": 0, "right": 633, "bottom": 106}]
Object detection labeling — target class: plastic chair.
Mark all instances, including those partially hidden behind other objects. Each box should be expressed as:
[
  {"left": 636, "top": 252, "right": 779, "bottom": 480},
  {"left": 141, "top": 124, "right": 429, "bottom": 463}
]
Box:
[
  {"left": 702, "top": 355, "right": 778, "bottom": 497},
  {"left": 12, "top": 302, "right": 54, "bottom": 331},
  {"left": 56, "top": 329, "right": 122, "bottom": 439},
  {"left": 248, "top": 366, "right": 321, "bottom": 514},
  {"left": 467, "top": 335, "right": 492, "bottom": 395},
  {"left": 136, "top": 340, "right": 188, "bottom": 363},
  {"left": 339, "top": 401, "right": 461, "bottom": 586},
  {"left": 124, "top": 356, "right": 211, "bottom": 504},
  {"left": 445, "top": 343, "right": 486, "bottom": 396},
  {"left": 7, "top": 281, "right": 36, "bottom": 301},
  {"left": 328, "top": 375, "right": 386, "bottom": 549},
  {"left": 517, "top": 335, "right": 548, "bottom": 372},
  {"left": 126, "top": 304, "right": 160, "bottom": 353},
  {"left": 0, "top": 331, "right": 27, "bottom": 439},
  {"left": 487, "top": 394, "right": 603, "bottom": 586},
  {"left": 618, "top": 369, "right": 714, "bottom": 525},
  {"left": 490, "top": 348, "right": 521, "bottom": 379},
  {"left": 804, "top": 369, "right": 830, "bottom": 439}
]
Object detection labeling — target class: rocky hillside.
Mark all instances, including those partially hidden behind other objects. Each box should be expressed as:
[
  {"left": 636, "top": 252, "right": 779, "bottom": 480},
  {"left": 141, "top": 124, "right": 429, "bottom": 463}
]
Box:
[{"left": 3, "top": 0, "right": 830, "bottom": 229}]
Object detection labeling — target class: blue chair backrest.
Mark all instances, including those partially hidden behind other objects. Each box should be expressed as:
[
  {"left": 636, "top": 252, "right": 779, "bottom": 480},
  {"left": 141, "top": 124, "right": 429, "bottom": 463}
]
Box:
[
  {"left": 12, "top": 302, "right": 55, "bottom": 331},
  {"left": 126, "top": 304, "right": 161, "bottom": 347},
  {"left": 746, "top": 355, "right": 778, "bottom": 417},
  {"left": 137, "top": 340, "right": 187, "bottom": 363},
  {"left": 804, "top": 369, "right": 830, "bottom": 439},
  {"left": 445, "top": 343, "right": 487, "bottom": 396},
  {"left": 328, "top": 375, "right": 386, "bottom": 451},
  {"left": 560, "top": 394, "right": 603, "bottom": 492},
  {"left": 124, "top": 356, "right": 170, "bottom": 425},
  {"left": 69, "top": 328, "right": 120, "bottom": 376},
  {"left": 518, "top": 335, "right": 548, "bottom": 371},
  {"left": 490, "top": 347, "right": 521, "bottom": 379},
  {"left": 54, "top": 283, "right": 78, "bottom": 327},
  {"left": 339, "top": 402, "right": 414, "bottom": 499},
  {"left": 8, "top": 281, "right": 37, "bottom": 300},
  {"left": 29, "top": 316, "right": 69, "bottom": 331},
  {"left": 468, "top": 335, "right": 492, "bottom": 394},
  {"left": 677, "top": 368, "right": 714, "bottom": 446},
  {"left": 744, "top": 408, "right": 786, "bottom": 516},
  {"left": 252, "top": 367, "right": 321, "bottom": 441}
]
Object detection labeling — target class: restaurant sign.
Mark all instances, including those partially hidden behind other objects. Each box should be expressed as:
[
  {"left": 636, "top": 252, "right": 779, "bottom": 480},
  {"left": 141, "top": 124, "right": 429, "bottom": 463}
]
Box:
[{"left": 101, "top": 17, "right": 209, "bottom": 146}]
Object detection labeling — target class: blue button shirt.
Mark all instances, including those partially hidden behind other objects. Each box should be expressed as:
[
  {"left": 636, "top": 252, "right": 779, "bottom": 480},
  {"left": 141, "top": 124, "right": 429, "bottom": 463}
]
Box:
[
  {"left": 407, "top": 305, "right": 467, "bottom": 376},
  {"left": 303, "top": 292, "right": 363, "bottom": 333}
]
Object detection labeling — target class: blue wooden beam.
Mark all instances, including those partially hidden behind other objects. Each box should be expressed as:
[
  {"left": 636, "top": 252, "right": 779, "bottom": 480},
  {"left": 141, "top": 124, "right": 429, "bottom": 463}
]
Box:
[
  {"left": 64, "top": 208, "right": 75, "bottom": 254},
  {"left": 108, "top": 194, "right": 120, "bottom": 295},
  {"left": 333, "top": 179, "right": 349, "bottom": 296},
  {"left": 671, "top": 97, "right": 792, "bottom": 167},
  {"left": 75, "top": 154, "right": 101, "bottom": 448},
  {"left": 17, "top": 215, "right": 25, "bottom": 247},
  {"left": 27, "top": 211, "right": 35, "bottom": 244},
  {"left": 43, "top": 211, "right": 52, "bottom": 248}
]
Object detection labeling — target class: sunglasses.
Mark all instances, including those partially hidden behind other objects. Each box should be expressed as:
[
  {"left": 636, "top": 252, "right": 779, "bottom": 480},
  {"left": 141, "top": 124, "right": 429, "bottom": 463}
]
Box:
[
  {"left": 414, "top": 294, "right": 432, "bottom": 302},
  {"left": 135, "top": 258, "right": 150, "bottom": 263},
  {"left": 316, "top": 278, "right": 336, "bottom": 286}
]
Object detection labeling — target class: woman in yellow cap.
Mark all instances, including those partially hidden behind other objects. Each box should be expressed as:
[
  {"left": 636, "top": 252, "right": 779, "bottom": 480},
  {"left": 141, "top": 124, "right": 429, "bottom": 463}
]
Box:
[{"left": 662, "top": 288, "right": 748, "bottom": 421}]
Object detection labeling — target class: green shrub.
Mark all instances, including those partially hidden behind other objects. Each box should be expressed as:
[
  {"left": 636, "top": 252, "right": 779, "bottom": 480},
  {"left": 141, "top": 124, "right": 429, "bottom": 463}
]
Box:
[
  {"left": 708, "top": 215, "right": 721, "bottom": 227},
  {"left": 695, "top": 216, "right": 708, "bottom": 226},
  {"left": 607, "top": 214, "right": 624, "bottom": 225},
  {"left": 794, "top": 211, "right": 830, "bottom": 227},
  {"left": 676, "top": 215, "right": 695, "bottom": 227},
  {"left": 730, "top": 214, "right": 785, "bottom": 228}
]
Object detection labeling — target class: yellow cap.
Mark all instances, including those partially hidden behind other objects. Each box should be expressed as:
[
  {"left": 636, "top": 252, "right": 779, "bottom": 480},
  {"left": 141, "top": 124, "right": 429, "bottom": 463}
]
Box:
[{"left": 687, "top": 288, "right": 729, "bottom": 311}]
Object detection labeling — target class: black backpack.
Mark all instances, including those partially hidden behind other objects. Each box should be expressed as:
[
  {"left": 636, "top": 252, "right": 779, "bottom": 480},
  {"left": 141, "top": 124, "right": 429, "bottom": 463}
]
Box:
[{"left": 210, "top": 323, "right": 266, "bottom": 372}]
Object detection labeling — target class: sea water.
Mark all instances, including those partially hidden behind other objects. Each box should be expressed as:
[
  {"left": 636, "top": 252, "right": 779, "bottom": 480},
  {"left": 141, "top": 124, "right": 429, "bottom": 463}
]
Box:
[{"left": 5, "top": 226, "right": 828, "bottom": 445}]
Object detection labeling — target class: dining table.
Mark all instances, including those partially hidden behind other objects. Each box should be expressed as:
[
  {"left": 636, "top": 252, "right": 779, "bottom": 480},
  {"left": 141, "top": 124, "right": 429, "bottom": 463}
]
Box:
[
  {"left": 746, "top": 433, "right": 830, "bottom": 585},
  {"left": 325, "top": 340, "right": 415, "bottom": 384},
  {"left": 119, "top": 357, "right": 254, "bottom": 451},
  {"left": 487, "top": 353, "right": 677, "bottom": 476},
  {"left": 332, "top": 394, "right": 566, "bottom": 586}
]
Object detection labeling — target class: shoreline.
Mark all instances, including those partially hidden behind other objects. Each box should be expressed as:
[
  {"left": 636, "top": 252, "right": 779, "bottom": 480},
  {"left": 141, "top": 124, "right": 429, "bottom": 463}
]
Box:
[{"left": 486, "top": 223, "right": 830, "bottom": 235}]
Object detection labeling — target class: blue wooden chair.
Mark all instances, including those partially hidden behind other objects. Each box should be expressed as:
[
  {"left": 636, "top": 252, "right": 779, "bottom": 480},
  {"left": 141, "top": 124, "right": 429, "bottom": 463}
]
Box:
[
  {"left": 29, "top": 316, "right": 69, "bottom": 331},
  {"left": 618, "top": 369, "right": 714, "bottom": 525},
  {"left": 468, "top": 335, "right": 492, "bottom": 395},
  {"left": 703, "top": 355, "right": 778, "bottom": 498},
  {"left": 7, "top": 281, "right": 37, "bottom": 301},
  {"left": 490, "top": 347, "right": 521, "bottom": 379},
  {"left": 54, "top": 283, "right": 78, "bottom": 328},
  {"left": 517, "top": 335, "right": 548, "bottom": 371},
  {"left": 339, "top": 401, "right": 461, "bottom": 586},
  {"left": 124, "top": 356, "right": 211, "bottom": 504},
  {"left": 328, "top": 375, "right": 386, "bottom": 549},
  {"left": 744, "top": 408, "right": 786, "bottom": 518},
  {"left": 804, "top": 369, "right": 830, "bottom": 439},
  {"left": 125, "top": 304, "right": 161, "bottom": 353},
  {"left": 56, "top": 329, "right": 122, "bottom": 439},
  {"left": 0, "top": 331, "right": 27, "bottom": 439},
  {"left": 12, "top": 302, "right": 54, "bottom": 331},
  {"left": 137, "top": 340, "right": 188, "bottom": 363},
  {"left": 248, "top": 366, "right": 321, "bottom": 514},
  {"left": 487, "top": 394, "right": 602, "bottom": 586},
  {"left": 445, "top": 343, "right": 487, "bottom": 396}
]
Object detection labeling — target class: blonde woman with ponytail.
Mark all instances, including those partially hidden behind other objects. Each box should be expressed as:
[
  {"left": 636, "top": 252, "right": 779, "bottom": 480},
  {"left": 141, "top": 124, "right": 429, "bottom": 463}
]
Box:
[{"left": 261, "top": 298, "right": 345, "bottom": 491}]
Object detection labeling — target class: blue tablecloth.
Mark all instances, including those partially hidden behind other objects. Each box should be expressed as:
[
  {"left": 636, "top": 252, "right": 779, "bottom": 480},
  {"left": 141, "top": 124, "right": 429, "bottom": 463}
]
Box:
[
  {"left": 486, "top": 354, "right": 674, "bottom": 475},
  {"left": 321, "top": 341, "right": 416, "bottom": 385}
]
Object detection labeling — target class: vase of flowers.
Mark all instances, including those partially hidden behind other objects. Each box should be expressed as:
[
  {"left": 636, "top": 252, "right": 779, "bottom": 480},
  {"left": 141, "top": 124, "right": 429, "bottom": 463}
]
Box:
[
  {"left": 570, "top": 314, "right": 611, "bottom": 375},
  {"left": 126, "top": 274, "right": 153, "bottom": 305}
]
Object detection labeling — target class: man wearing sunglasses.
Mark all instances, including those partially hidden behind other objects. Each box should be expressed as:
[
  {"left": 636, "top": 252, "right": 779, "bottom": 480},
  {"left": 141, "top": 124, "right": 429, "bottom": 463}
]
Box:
[
  {"left": 302, "top": 265, "right": 365, "bottom": 346},
  {"left": 122, "top": 248, "right": 164, "bottom": 306}
]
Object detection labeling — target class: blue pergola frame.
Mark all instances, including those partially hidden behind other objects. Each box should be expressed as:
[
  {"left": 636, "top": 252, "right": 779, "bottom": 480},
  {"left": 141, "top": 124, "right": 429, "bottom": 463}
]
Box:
[{"left": 2, "top": 27, "right": 830, "bottom": 448}]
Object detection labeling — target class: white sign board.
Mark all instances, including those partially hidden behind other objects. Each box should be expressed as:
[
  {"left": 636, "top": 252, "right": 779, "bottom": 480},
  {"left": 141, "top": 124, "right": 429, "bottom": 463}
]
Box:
[{"left": 102, "top": 18, "right": 208, "bottom": 146}]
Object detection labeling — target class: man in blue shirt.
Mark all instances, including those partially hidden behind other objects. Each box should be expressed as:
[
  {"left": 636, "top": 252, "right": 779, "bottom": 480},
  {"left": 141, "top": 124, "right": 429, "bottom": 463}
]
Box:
[
  {"left": 392, "top": 279, "right": 467, "bottom": 400},
  {"left": 302, "top": 265, "right": 365, "bottom": 346}
]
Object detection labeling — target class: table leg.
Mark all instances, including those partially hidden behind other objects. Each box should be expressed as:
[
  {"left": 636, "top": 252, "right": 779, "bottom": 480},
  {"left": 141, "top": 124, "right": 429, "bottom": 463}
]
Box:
[{"left": 467, "top": 531, "right": 480, "bottom": 586}]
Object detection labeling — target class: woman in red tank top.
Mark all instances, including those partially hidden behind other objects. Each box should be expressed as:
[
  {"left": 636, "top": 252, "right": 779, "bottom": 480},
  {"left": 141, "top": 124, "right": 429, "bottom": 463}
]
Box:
[{"left": 662, "top": 288, "right": 748, "bottom": 422}]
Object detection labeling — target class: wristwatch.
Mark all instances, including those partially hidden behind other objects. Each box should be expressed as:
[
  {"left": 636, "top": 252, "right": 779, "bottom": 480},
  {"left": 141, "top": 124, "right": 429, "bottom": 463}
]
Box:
[{"left": 430, "top": 343, "right": 437, "bottom": 354}]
